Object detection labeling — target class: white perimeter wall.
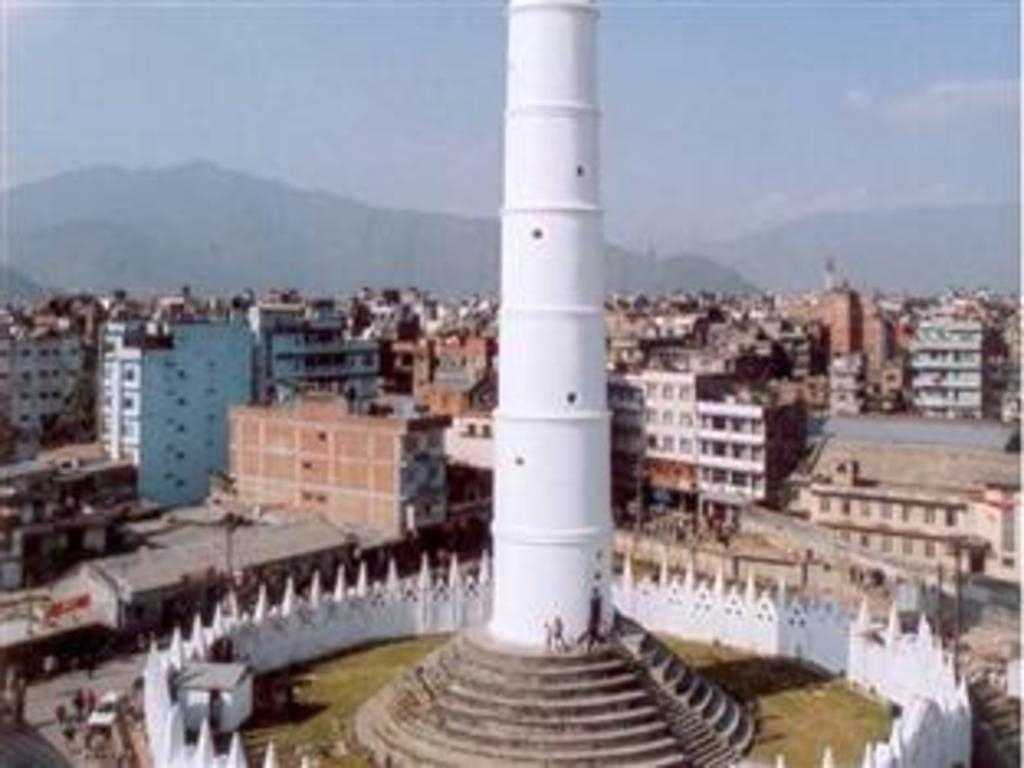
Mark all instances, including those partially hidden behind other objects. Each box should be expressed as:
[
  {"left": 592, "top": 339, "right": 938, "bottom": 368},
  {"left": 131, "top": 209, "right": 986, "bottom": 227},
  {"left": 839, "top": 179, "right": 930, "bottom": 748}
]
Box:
[{"left": 143, "top": 553, "right": 971, "bottom": 768}]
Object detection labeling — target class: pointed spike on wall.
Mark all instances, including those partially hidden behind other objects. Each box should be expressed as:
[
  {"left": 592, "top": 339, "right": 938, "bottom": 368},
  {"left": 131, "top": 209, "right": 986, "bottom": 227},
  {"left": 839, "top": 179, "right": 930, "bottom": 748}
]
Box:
[
  {"left": 281, "top": 575, "right": 296, "bottom": 616},
  {"left": 262, "top": 741, "right": 278, "bottom": 768},
  {"left": 356, "top": 560, "right": 368, "bottom": 597},
  {"left": 193, "top": 718, "right": 214, "bottom": 768},
  {"left": 309, "top": 570, "right": 322, "bottom": 607},
  {"left": 228, "top": 589, "right": 241, "bottom": 619},
  {"left": 300, "top": 758, "right": 312, "bottom": 768},
  {"left": 822, "top": 746, "right": 836, "bottom": 768},
  {"left": 226, "top": 732, "right": 249, "bottom": 768},
  {"left": 775, "top": 756, "right": 787, "bottom": 768},
  {"left": 683, "top": 556, "right": 695, "bottom": 592},
  {"left": 254, "top": 582, "right": 269, "bottom": 622},
  {"left": 856, "top": 596, "right": 871, "bottom": 633},
  {"left": 194, "top": 613, "right": 210, "bottom": 658},
  {"left": 623, "top": 551, "right": 634, "bottom": 589},
  {"left": 212, "top": 602, "right": 225, "bottom": 637},
  {"left": 448, "top": 552, "right": 461, "bottom": 589},
  {"left": 479, "top": 549, "right": 491, "bottom": 586},
  {"left": 418, "top": 552, "right": 431, "bottom": 591},
  {"left": 745, "top": 570, "right": 757, "bottom": 604},
  {"left": 356, "top": 561, "right": 368, "bottom": 598},
  {"left": 333, "top": 562, "right": 347, "bottom": 602},
  {"left": 169, "top": 626, "right": 186, "bottom": 670},
  {"left": 886, "top": 602, "right": 900, "bottom": 645},
  {"left": 713, "top": 563, "right": 725, "bottom": 597},
  {"left": 916, "top": 612, "right": 932, "bottom": 642},
  {"left": 659, "top": 545, "right": 669, "bottom": 586},
  {"left": 386, "top": 557, "right": 400, "bottom": 593},
  {"left": 861, "top": 742, "right": 874, "bottom": 768}
]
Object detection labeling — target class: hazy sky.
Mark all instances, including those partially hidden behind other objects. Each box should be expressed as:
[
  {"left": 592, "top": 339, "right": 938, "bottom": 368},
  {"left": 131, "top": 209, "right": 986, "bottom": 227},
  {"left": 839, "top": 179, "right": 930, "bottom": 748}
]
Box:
[{"left": 3, "top": 0, "right": 1019, "bottom": 249}]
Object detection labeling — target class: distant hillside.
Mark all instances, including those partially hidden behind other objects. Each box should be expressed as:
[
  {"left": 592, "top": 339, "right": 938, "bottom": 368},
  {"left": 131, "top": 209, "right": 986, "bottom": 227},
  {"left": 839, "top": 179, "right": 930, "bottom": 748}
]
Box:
[
  {"left": 3, "top": 162, "right": 755, "bottom": 297},
  {"left": 0, "top": 266, "right": 46, "bottom": 301},
  {"left": 703, "top": 204, "right": 1019, "bottom": 293}
]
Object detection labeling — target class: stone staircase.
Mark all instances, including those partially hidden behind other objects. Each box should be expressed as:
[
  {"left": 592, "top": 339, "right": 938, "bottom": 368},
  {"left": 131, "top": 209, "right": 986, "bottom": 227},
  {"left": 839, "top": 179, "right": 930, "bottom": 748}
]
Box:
[{"left": 354, "top": 622, "right": 754, "bottom": 767}]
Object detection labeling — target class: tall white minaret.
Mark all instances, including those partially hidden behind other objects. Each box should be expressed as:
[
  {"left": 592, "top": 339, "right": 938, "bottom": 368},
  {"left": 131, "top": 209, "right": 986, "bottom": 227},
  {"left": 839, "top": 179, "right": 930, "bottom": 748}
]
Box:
[{"left": 490, "top": 0, "right": 611, "bottom": 647}]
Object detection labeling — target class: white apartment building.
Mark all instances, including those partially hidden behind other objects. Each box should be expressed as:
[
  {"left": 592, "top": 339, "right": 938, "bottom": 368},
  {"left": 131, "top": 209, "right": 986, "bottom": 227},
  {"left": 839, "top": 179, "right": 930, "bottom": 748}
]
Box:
[
  {"left": 248, "top": 301, "right": 379, "bottom": 404},
  {"left": 829, "top": 352, "right": 866, "bottom": 416},
  {"left": 101, "top": 320, "right": 252, "bottom": 507},
  {"left": 696, "top": 388, "right": 806, "bottom": 522},
  {"left": 0, "top": 321, "right": 83, "bottom": 460},
  {"left": 910, "top": 318, "right": 988, "bottom": 419},
  {"left": 624, "top": 368, "right": 731, "bottom": 511}
]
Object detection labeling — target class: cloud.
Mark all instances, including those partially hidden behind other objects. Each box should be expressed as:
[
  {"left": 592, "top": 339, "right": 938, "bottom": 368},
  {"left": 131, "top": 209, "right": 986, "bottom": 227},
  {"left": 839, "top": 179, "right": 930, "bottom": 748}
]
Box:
[
  {"left": 740, "top": 183, "right": 992, "bottom": 233},
  {"left": 844, "top": 79, "right": 1018, "bottom": 131}
]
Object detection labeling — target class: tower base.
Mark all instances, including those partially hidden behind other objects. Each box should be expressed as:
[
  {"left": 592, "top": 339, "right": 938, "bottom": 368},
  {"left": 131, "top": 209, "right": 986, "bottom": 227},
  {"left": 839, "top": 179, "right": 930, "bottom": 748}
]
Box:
[{"left": 354, "top": 618, "right": 754, "bottom": 767}]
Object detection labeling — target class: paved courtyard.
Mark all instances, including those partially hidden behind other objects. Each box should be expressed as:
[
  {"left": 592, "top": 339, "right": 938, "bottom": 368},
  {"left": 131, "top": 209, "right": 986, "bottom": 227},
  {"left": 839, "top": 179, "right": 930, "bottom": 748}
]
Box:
[{"left": 21, "top": 650, "right": 145, "bottom": 767}]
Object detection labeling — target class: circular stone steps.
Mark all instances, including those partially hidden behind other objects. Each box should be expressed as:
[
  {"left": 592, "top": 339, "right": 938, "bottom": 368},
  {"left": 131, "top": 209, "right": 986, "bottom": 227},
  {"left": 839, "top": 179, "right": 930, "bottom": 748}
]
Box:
[{"left": 354, "top": 624, "right": 755, "bottom": 767}]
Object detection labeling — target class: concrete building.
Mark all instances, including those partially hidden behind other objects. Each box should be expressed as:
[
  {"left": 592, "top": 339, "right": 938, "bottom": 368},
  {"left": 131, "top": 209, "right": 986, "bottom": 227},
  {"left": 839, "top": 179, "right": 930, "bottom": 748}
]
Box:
[
  {"left": 607, "top": 374, "right": 645, "bottom": 513},
  {"left": 0, "top": 454, "right": 135, "bottom": 590},
  {"left": 799, "top": 437, "right": 1019, "bottom": 583},
  {"left": 830, "top": 352, "right": 866, "bottom": 416},
  {"left": 910, "top": 318, "right": 987, "bottom": 419},
  {"left": 229, "top": 396, "right": 450, "bottom": 539},
  {"left": 696, "top": 385, "right": 807, "bottom": 521},
  {"left": 0, "top": 322, "right": 84, "bottom": 461},
  {"left": 248, "top": 300, "right": 378, "bottom": 404},
  {"left": 820, "top": 288, "right": 864, "bottom": 358},
  {"left": 414, "top": 335, "right": 498, "bottom": 417},
  {"left": 101, "top": 320, "right": 253, "bottom": 506},
  {"left": 634, "top": 369, "right": 731, "bottom": 512}
]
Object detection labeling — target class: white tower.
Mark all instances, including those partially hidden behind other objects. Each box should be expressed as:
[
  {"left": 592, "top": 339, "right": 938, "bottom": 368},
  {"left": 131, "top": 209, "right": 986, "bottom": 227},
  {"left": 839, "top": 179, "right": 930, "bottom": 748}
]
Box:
[{"left": 490, "top": 0, "right": 611, "bottom": 647}]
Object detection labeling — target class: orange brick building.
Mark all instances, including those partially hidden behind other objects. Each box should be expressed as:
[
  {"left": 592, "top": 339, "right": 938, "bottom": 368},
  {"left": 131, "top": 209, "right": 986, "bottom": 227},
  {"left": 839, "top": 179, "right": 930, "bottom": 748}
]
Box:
[{"left": 229, "top": 396, "right": 451, "bottom": 539}]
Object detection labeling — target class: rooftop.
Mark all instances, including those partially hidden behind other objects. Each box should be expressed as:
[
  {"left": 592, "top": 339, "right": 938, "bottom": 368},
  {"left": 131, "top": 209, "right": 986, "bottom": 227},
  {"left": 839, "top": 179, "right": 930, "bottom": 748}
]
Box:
[
  {"left": 812, "top": 415, "right": 1018, "bottom": 453},
  {"left": 92, "top": 515, "right": 373, "bottom": 596}
]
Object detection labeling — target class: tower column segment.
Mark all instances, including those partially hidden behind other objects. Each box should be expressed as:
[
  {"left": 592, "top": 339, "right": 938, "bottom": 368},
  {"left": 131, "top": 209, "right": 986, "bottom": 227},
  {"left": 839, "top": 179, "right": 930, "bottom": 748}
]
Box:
[{"left": 490, "top": 0, "right": 611, "bottom": 647}]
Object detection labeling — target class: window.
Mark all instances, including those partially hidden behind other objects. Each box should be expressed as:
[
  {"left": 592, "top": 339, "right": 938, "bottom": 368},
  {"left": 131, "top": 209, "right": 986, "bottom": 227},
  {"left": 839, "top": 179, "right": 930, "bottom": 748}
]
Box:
[
  {"left": 881, "top": 536, "right": 892, "bottom": 553},
  {"left": 661, "top": 435, "right": 675, "bottom": 452},
  {"left": 902, "top": 538, "right": 913, "bottom": 555},
  {"left": 881, "top": 502, "right": 892, "bottom": 520},
  {"left": 820, "top": 497, "right": 831, "bottom": 514},
  {"left": 860, "top": 533, "right": 870, "bottom": 548},
  {"left": 647, "top": 435, "right": 657, "bottom": 449},
  {"left": 945, "top": 508, "right": 956, "bottom": 527},
  {"left": 924, "top": 507, "right": 936, "bottom": 525},
  {"left": 662, "top": 384, "right": 674, "bottom": 399},
  {"left": 661, "top": 410, "right": 673, "bottom": 425},
  {"left": 924, "top": 541, "right": 936, "bottom": 558},
  {"left": 900, "top": 504, "right": 909, "bottom": 523},
  {"left": 839, "top": 529, "right": 851, "bottom": 542},
  {"left": 860, "top": 501, "right": 871, "bottom": 518},
  {"left": 841, "top": 500, "right": 851, "bottom": 516}
]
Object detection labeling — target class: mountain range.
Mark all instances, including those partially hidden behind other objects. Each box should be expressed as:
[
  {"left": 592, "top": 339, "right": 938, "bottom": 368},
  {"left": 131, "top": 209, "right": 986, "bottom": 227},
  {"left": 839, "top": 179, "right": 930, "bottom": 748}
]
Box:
[
  {"left": 703, "top": 203, "right": 1019, "bottom": 294},
  {"left": 1, "top": 162, "right": 753, "bottom": 298},
  {"left": 1, "top": 162, "right": 1016, "bottom": 299}
]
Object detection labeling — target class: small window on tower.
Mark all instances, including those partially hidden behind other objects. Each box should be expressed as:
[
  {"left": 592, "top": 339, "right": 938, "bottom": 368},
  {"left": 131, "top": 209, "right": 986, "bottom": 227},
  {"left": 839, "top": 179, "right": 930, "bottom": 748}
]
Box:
[
  {"left": 514, "top": 456, "right": 525, "bottom": 466},
  {"left": 576, "top": 165, "right": 585, "bottom": 177},
  {"left": 531, "top": 228, "right": 543, "bottom": 240},
  {"left": 567, "top": 392, "right": 577, "bottom": 405}
]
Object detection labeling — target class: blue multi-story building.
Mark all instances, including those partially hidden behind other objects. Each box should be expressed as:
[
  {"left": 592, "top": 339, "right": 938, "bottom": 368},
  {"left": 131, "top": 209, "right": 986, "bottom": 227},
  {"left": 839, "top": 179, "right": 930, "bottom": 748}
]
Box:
[
  {"left": 100, "top": 319, "right": 252, "bottom": 506},
  {"left": 247, "top": 300, "right": 378, "bottom": 404}
]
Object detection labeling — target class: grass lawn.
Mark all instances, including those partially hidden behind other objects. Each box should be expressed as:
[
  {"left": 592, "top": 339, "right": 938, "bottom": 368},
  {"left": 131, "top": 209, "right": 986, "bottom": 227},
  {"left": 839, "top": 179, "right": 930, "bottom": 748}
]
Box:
[
  {"left": 242, "top": 634, "right": 450, "bottom": 768},
  {"left": 241, "top": 633, "right": 890, "bottom": 768},
  {"left": 662, "top": 637, "right": 893, "bottom": 767}
]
